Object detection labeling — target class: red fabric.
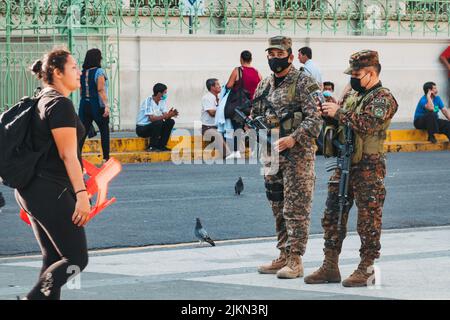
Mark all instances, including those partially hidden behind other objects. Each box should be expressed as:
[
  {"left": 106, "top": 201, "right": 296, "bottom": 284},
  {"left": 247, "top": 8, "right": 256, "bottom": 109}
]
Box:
[
  {"left": 441, "top": 46, "right": 450, "bottom": 77},
  {"left": 241, "top": 66, "right": 261, "bottom": 100}
]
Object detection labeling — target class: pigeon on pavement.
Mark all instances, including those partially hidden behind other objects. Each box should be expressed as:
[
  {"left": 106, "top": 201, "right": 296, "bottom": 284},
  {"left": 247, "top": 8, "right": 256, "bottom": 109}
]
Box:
[
  {"left": 235, "top": 177, "right": 244, "bottom": 195},
  {"left": 194, "top": 218, "right": 215, "bottom": 246}
]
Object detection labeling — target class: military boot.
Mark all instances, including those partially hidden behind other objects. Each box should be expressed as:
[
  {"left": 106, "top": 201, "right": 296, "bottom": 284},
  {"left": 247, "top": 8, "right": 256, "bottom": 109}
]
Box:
[
  {"left": 276, "top": 254, "right": 303, "bottom": 279},
  {"left": 257, "top": 251, "right": 287, "bottom": 274},
  {"left": 342, "top": 258, "right": 375, "bottom": 287},
  {"left": 304, "top": 249, "right": 341, "bottom": 284}
]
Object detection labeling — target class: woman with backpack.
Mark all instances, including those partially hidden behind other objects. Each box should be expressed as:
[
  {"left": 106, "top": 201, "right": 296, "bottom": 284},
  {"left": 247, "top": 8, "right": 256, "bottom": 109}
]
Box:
[
  {"left": 15, "top": 47, "right": 90, "bottom": 300},
  {"left": 225, "top": 50, "right": 263, "bottom": 159},
  {"left": 78, "top": 48, "right": 110, "bottom": 162}
]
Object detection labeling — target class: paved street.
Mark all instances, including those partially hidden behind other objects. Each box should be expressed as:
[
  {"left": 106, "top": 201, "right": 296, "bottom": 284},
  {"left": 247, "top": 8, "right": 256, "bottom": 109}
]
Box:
[
  {"left": 1, "top": 151, "right": 450, "bottom": 256},
  {"left": 0, "top": 226, "right": 449, "bottom": 300}
]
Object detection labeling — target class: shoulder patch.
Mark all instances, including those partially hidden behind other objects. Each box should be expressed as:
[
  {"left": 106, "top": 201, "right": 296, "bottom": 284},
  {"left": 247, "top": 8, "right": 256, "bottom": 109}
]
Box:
[
  {"left": 373, "top": 106, "right": 385, "bottom": 118},
  {"left": 305, "top": 82, "right": 320, "bottom": 95}
]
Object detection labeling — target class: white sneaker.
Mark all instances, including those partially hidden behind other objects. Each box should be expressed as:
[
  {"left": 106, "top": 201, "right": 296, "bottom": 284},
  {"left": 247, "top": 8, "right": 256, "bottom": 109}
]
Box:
[
  {"left": 235, "top": 151, "right": 242, "bottom": 159},
  {"left": 225, "top": 152, "right": 237, "bottom": 160}
]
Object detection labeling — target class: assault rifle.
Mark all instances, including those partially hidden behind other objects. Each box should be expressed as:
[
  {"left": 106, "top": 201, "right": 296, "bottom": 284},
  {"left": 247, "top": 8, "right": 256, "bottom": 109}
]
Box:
[
  {"left": 234, "top": 102, "right": 295, "bottom": 163},
  {"left": 325, "top": 125, "right": 354, "bottom": 239}
]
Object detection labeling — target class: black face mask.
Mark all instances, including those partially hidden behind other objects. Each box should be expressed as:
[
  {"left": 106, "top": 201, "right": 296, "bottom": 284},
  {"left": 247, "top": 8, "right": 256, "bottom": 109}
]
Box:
[
  {"left": 350, "top": 73, "right": 370, "bottom": 93},
  {"left": 268, "top": 57, "right": 291, "bottom": 73}
]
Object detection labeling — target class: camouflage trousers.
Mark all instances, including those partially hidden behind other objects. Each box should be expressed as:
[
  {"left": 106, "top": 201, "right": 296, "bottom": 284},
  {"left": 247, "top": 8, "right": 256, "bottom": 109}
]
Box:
[
  {"left": 322, "top": 153, "right": 386, "bottom": 260},
  {"left": 263, "top": 147, "right": 316, "bottom": 256}
]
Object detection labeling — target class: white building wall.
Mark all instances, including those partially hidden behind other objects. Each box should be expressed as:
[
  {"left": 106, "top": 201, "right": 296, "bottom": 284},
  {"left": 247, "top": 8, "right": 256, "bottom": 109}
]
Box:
[{"left": 119, "top": 35, "right": 449, "bottom": 130}]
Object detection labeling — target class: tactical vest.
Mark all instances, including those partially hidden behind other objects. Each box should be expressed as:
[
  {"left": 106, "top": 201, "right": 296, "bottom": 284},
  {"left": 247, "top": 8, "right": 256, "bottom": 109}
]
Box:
[
  {"left": 344, "top": 87, "right": 392, "bottom": 164},
  {"left": 262, "top": 71, "right": 305, "bottom": 135}
]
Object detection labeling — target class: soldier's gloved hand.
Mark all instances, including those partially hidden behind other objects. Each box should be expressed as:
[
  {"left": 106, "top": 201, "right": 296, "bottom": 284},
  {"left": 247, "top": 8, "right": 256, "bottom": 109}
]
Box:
[
  {"left": 274, "top": 136, "right": 296, "bottom": 152},
  {"left": 322, "top": 102, "right": 340, "bottom": 118}
]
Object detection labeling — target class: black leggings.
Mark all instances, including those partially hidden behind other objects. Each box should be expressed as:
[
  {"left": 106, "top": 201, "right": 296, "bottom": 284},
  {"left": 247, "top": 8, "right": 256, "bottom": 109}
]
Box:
[
  {"left": 15, "top": 176, "right": 88, "bottom": 300},
  {"left": 80, "top": 102, "right": 110, "bottom": 160}
]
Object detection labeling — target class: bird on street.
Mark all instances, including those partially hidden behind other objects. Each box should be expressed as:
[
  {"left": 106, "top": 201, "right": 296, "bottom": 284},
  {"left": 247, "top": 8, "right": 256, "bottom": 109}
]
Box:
[
  {"left": 194, "top": 218, "right": 215, "bottom": 246},
  {"left": 235, "top": 177, "right": 244, "bottom": 195}
]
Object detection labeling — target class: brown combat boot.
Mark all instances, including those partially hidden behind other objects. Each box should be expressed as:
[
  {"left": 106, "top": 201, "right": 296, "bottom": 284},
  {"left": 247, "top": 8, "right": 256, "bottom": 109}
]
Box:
[
  {"left": 342, "top": 258, "right": 375, "bottom": 287},
  {"left": 276, "top": 254, "right": 303, "bottom": 279},
  {"left": 304, "top": 249, "right": 341, "bottom": 284},
  {"left": 257, "top": 251, "right": 287, "bottom": 274}
]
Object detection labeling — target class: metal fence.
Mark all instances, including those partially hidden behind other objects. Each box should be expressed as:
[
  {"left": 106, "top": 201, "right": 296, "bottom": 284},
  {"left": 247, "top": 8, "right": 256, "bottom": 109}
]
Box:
[
  {"left": 119, "top": 0, "right": 450, "bottom": 36},
  {"left": 1, "top": 0, "right": 449, "bottom": 127},
  {"left": 0, "top": 0, "right": 121, "bottom": 129}
]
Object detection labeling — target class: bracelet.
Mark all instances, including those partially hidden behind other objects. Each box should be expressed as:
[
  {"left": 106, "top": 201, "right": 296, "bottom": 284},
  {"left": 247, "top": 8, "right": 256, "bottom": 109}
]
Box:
[{"left": 75, "top": 189, "right": 87, "bottom": 195}]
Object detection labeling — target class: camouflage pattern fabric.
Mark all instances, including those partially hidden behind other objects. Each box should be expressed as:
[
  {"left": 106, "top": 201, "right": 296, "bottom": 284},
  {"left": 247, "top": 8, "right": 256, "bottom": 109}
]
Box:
[
  {"left": 322, "top": 84, "right": 398, "bottom": 261},
  {"left": 252, "top": 65, "right": 323, "bottom": 256},
  {"left": 344, "top": 50, "right": 380, "bottom": 75}
]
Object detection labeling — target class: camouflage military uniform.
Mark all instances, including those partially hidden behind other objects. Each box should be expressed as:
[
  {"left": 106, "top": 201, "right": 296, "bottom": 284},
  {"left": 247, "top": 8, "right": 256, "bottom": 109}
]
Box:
[
  {"left": 306, "top": 50, "right": 398, "bottom": 286},
  {"left": 252, "top": 46, "right": 323, "bottom": 259},
  {"left": 323, "top": 87, "right": 398, "bottom": 259}
]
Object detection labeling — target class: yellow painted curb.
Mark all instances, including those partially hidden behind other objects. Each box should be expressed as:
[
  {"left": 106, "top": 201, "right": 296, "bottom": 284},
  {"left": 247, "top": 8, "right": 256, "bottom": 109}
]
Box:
[
  {"left": 386, "top": 130, "right": 447, "bottom": 142},
  {"left": 82, "top": 129, "right": 450, "bottom": 164}
]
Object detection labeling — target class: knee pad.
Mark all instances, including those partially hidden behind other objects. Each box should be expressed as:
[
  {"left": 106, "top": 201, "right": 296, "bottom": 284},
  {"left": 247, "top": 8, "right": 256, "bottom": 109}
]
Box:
[{"left": 265, "top": 182, "right": 284, "bottom": 202}]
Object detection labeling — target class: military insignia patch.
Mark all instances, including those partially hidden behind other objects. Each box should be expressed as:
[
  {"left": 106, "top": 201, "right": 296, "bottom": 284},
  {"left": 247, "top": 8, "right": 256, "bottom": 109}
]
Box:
[
  {"left": 372, "top": 98, "right": 387, "bottom": 118},
  {"left": 373, "top": 106, "right": 385, "bottom": 118},
  {"left": 306, "top": 83, "right": 320, "bottom": 94}
]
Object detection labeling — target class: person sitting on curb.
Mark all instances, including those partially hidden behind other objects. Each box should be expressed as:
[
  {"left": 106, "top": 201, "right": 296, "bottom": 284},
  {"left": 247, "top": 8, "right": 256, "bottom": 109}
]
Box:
[
  {"left": 136, "top": 83, "right": 178, "bottom": 152},
  {"left": 201, "top": 78, "right": 230, "bottom": 158},
  {"left": 413, "top": 82, "right": 450, "bottom": 144}
]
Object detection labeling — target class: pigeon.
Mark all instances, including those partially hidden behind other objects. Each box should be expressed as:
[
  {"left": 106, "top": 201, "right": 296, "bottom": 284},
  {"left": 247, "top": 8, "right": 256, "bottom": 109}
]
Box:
[
  {"left": 235, "top": 177, "right": 244, "bottom": 195},
  {"left": 194, "top": 218, "right": 215, "bottom": 246}
]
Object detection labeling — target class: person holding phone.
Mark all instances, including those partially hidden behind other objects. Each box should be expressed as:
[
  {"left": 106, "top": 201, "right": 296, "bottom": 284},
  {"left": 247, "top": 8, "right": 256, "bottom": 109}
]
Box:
[
  {"left": 136, "top": 83, "right": 179, "bottom": 152},
  {"left": 413, "top": 82, "right": 450, "bottom": 144}
]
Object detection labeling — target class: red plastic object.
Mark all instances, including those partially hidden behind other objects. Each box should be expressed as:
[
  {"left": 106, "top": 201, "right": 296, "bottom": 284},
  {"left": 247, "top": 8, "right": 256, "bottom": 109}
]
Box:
[{"left": 20, "top": 158, "right": 122, "bottom": 225}]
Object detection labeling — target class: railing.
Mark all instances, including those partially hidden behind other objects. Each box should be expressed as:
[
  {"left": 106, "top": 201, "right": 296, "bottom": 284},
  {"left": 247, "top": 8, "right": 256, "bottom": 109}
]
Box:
[
  {"left": 118, "top": 0, "right": 450, "bottom": 36},
  {"left": 1, "top": 1, "right": 448, "bottom": 36}
]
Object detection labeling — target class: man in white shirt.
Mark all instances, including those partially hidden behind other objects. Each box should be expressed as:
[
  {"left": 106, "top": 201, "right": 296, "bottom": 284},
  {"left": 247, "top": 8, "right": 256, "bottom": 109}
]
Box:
[
  {"left": 201, "top": 78, "right": 220, "bottom": 134},
  {"left": 298, "top": 47, "right": 322, "bottom": 87},
  {"left": 201, "top": 78, "right": 229, "bottom": 158},
  {"left": 136, "top": 83, "right": 178, "bottom": 152}
]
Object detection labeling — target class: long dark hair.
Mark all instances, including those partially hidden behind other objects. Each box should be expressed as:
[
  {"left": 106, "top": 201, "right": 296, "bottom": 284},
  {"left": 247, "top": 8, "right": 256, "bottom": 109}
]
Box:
[
  {"left": 30, "top": 47, "right": 71, "bottom": 85},
  {"left": 82, "top": 48, "right": 102, "bottom": 70}
]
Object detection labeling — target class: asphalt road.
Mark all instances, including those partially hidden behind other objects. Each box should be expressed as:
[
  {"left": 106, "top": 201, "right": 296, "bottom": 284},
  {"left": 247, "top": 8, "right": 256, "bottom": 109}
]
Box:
[{"left": 1, "top": 151, "right": 450, "bottom": 256}]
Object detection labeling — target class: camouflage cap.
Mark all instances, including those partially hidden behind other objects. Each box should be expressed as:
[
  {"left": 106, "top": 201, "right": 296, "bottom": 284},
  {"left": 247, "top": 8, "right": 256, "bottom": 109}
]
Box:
[
  {"left": 266, "top": 36, "right": 292, "bottom": 52},
  {"left": 344, "top": 50, "right": 380, "bottom": 75}
]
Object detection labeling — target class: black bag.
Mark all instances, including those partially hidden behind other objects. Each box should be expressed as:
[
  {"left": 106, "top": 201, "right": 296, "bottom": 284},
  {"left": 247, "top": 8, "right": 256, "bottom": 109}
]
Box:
[
  {"left": 224, "top": 67, "right": 251, "bottom": 119},
  {"left": 0, "top": 91, "right": 50, "bottom": 189}
]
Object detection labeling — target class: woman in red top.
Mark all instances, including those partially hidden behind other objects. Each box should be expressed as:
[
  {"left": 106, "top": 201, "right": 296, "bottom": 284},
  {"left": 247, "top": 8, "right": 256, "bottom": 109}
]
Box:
[
  {"left": 226, "top": 50, "right": 263, "bottom": 100},
  {"left": 225, "top": 51, "right": 263, "bottom": 159}
]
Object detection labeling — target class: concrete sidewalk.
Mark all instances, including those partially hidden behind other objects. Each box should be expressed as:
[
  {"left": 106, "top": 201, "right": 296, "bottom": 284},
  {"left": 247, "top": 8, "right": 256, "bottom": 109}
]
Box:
[{"left": 0, "top": 226, "right": 449, "bottom": 300}]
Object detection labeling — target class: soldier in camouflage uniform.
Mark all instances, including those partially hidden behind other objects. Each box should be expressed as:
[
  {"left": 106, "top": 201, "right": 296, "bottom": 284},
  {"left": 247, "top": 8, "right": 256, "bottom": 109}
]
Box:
[
  {"left": 304, "top": 50, "right": 398, "bottom": 287},
  {"left": 254, "top": 36, "right": 323, "bottom": 279}
]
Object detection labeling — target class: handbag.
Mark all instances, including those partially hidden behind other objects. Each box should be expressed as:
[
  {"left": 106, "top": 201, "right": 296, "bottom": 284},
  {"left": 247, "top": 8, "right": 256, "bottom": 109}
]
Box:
[{"left": 224, "top": 67, "right": 251, "bottom": 119}]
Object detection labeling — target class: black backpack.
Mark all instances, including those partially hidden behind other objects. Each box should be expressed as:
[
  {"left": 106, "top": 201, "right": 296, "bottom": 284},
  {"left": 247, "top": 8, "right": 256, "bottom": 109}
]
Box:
[{"left": 0, "top": 89, "right": 50, "bottom": 189}]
